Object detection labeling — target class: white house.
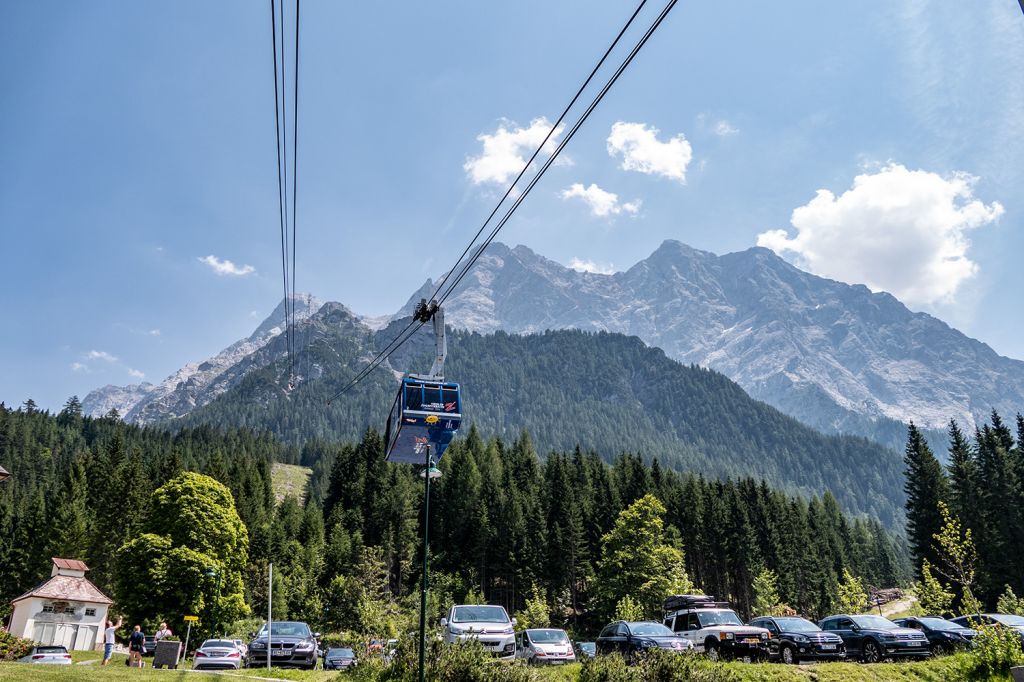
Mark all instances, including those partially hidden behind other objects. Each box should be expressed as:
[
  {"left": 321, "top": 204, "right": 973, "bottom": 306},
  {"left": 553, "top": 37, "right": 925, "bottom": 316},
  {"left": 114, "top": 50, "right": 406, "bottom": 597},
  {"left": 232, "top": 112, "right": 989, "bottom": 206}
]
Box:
[{"left": 8, "top": 558, "right": 112, "bottom": 651}]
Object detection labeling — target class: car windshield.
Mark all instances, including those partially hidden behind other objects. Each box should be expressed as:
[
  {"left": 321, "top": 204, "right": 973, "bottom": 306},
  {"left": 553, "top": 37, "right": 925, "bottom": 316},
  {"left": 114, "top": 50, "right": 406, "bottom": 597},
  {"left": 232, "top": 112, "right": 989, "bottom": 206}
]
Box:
[
  {"left": 203, "top": 640, "right": 236, "bottom": 649},
  {"left": 629, "top": 622, "right": 675, "bottom": 637},
  {"left": 852, "top": 616, "right": 897, "bottom": 630},
  {"left": 528, "top": 630, "right": 568, "bottom": 644},
  {"left": 258, "top": 622, "right": 311, "bottom": 638},
  {"left": 579, "top": 642, "right": 596, "bottom": 653},
  {"left": 917, "top": 618, "right": 963, "bottom": 631},
  {"left": 774, "top": 618, "right": 820, "bottom": 633},
  {"left": 451, "top": 606, "right": 509, "bottom": 623},
  {"left": 697, "top": 611, "right": 743, "bottom": 627},
  {"left": 328, "top": 648, "right": 355, "bottom": 657},
  {"left": 994, "top": 615, "right": 1024, "bottom": 626}
]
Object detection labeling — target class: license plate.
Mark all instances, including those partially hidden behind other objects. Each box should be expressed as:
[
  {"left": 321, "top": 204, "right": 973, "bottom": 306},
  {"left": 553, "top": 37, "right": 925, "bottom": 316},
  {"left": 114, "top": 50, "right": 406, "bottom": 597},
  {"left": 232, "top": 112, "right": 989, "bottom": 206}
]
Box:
[
  {"left": 820, "top": 644, "right": 836, "bottom": 650},
  {"left": 744, "top": 638, "right": 759, "bottom": 644},
  {"left": 273, "top": 650, "right": 289, "bottom": 657},
  {"left": 551, "top": 660, "right": 565, "bottom": 665}
]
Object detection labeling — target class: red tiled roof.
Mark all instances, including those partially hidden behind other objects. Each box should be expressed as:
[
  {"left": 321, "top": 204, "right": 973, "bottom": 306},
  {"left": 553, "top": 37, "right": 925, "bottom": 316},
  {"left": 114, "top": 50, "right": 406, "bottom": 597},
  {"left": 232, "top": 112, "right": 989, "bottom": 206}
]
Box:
[
  {"left": 12, "top": 575, "right": 112, "bottom": 605},
  {"left": 51, "top": 558, "right": 89, "bottom": 572}
]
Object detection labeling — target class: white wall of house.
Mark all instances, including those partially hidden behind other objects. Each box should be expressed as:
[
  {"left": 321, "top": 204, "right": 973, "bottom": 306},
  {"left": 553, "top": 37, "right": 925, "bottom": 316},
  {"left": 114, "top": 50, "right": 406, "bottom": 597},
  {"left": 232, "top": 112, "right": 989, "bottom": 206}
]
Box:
[{"left": 9, "top": 596, "right": 110, "bottom": 650}]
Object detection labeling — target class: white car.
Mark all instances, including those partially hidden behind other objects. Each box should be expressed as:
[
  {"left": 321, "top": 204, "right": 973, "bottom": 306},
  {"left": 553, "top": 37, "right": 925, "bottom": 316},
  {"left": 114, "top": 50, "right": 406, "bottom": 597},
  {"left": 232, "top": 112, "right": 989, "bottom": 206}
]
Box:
[
  {"left": 18, "top": 645, "right": 73, "bottom": 664},
  {"left": 663, "top": 596, "right": 770, "bottom": 661},
  {"left": 193, "top": 639, "right": 244, "bottom": 670},
  {"left": 515, "top": 628, "right": 576, "bottom": 665},
  {"left": 441, "top": 604, "right": 516, "bottom": 659}
]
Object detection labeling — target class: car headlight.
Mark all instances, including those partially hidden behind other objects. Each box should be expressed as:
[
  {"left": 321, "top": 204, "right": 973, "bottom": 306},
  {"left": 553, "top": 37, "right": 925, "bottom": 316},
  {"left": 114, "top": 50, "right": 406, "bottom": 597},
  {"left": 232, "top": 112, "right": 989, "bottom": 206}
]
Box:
[
  {"left": 881, "top": 634, "right": 896, "bottom": 641},
  {"left": 760, "top": 633, "right": 768, "bottom": 640},
  {"left": 502, "top": 626, "right": 514, "bottom": 635},
  {"left": 793, "top": 634, "right": 809, "bottom": 643},
  {"left": 294, "top": 642, "right": 314, "bottom": 652},
  {"left": 638, "top": 639, "right": 657, "bottom": 648},
  {"left": 448, "top": 625, "right": 464, "bottom": 635},
  {"left": 250, "top": 641, "right": 266, "bottom": 650}
]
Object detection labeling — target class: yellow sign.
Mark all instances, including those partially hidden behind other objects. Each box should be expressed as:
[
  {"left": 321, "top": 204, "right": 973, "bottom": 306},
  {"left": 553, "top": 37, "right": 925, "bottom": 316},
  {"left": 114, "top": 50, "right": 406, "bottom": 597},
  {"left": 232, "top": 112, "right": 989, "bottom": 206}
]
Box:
[
  {"left": 183, "top": 616, "right": 199, "bottom": 622},
  {"left": 425, "top": 415, "right": 439, "bottom": 424}
]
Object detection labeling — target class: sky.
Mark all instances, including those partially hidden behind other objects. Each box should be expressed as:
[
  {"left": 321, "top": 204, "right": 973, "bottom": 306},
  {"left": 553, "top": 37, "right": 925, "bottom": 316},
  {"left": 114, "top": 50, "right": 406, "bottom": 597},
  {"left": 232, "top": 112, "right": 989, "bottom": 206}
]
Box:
[{"left": 2, "top": 0, "right": 1023, "bottom": 411}]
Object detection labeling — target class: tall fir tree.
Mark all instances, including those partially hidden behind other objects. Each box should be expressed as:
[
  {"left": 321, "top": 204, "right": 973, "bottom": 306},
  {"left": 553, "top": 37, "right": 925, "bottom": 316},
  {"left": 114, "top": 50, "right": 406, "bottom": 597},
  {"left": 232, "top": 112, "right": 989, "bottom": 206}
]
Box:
[{"left": 903, "top": 423, "right": 949, "bottom": 575}]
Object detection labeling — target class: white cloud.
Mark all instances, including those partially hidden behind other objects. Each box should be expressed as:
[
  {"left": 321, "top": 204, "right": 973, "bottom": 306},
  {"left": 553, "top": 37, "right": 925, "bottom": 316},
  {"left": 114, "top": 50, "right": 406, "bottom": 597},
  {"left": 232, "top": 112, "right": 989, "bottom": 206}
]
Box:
[
  {"left": 127, "top": 368, "right": 145, "bottom": 379},
  {"left": 713, "top": 120, "right": 739, "bottom": 136},
  {"left": 87, "top": 350, "right": 118, "bottom": 363},
  {"left": 568, "top": 257, "right": 616, "bottom": 275},
  {"left": 198, "top": 255, "right": 256, "bottom": 277},
  {"left": 464, "top": 118, "right": 564, "bottom": 185},
  {"left": 606, "top": 122, "right": 692, "bottom": 183},
  {"left": 560, "top": 183, "right": 641, "bottom": 217},
  {"left": 145, "top": 329, "right": 160, "bottom": 336},
  {"left": 756, "top": 163, "right": 1004, "bottom": 306},
  {"left": 71, "top": 362, "right": 88, "bottom": 372}
]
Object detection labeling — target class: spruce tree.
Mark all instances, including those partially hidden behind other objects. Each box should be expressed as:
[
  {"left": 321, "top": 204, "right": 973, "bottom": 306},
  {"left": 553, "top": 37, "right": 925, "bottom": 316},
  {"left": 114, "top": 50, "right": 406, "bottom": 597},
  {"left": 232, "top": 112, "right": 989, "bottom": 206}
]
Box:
[{"left": 903, "top": 423, "right": 948, "bottom": 574}]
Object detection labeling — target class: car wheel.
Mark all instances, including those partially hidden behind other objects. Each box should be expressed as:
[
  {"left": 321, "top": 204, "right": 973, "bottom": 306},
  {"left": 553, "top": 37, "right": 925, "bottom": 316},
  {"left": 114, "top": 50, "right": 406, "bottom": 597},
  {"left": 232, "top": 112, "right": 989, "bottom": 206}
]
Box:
[
  {"left": 862, "top": 640, "right": 882, "bottom": 664},
  {"left": 932, "top": 643, "right": 948, "bottom": 656},
  {"left": 705, "top": 640, "right": 720, "bottom": 661},
  {"left": 781, "top": 645, "right": 796, "bottom": 665}
]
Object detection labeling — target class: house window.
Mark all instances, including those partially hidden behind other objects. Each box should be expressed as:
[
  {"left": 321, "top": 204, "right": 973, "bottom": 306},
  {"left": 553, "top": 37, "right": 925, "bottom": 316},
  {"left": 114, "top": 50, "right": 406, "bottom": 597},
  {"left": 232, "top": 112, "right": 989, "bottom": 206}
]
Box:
[
  {"left": 85, "top": 608, "right": 96, "bottom": 617},
  {"left": 42, "top": 604, "right": 54, "bottom": 613},
  {"left": 63, "top": 606, "right": 76, "bottom": 614}
]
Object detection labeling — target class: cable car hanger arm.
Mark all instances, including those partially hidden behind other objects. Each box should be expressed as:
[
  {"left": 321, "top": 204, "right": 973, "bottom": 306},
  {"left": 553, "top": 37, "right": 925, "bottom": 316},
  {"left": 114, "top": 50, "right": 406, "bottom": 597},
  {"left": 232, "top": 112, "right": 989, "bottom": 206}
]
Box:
[{"left": 413, "top": 299, "right": 446, "bottom": 381}]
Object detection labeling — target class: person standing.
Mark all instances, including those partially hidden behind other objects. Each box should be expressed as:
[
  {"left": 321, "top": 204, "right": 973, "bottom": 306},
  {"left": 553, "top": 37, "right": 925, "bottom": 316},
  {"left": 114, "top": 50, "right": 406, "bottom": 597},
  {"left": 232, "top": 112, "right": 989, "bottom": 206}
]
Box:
[
  {"left": 154, "top": 622, "right": 172, "bottom": 641},
  {"left": 128, "top": 625, "right": 146, "bottom": 668},
  {"left": 101, "top": 616, "right": 122, "bottom": 666}
]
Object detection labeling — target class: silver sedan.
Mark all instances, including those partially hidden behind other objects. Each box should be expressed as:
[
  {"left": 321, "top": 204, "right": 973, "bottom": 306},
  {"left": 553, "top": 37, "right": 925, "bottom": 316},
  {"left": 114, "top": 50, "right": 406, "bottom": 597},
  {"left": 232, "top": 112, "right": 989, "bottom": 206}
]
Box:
[
  {"left": 18, "top": 645, "right": 73, "bottom": 664},
  {"left": 193, "top": 639, "right": 244, "bottom": 670}
]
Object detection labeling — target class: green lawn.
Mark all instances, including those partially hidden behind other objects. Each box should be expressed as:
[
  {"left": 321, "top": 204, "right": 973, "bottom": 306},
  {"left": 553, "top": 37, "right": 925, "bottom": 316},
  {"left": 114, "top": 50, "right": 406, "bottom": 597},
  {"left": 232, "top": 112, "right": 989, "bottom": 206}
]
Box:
[{"left": 271, "top": 463, "right": 312, "bottom": 504}]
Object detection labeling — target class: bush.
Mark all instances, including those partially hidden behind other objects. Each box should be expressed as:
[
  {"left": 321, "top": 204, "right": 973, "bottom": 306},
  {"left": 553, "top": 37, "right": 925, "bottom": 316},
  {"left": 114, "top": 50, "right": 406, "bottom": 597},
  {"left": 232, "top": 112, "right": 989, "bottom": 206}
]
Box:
[
  {"left": 961, "top": 623, "right": 1024, "bottom": 679},
  {"left": 0, "top": 629, "right": 34, "bottom": 661},
  {"left": 639, "top": 650, "right": 740, "bottom": 682},
  {"left": 352, "top": 638, "right": 538, "bottom": 682},
  {"left": 579, "top": 653, "right": 637, "bottom": 682}
]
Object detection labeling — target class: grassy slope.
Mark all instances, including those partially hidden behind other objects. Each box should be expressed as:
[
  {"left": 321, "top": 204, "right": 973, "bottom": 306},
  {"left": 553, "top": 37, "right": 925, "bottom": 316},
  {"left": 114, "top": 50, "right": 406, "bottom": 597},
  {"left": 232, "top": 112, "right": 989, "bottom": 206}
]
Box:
[{"left": 271, "top": 463, "right": 312, "bottom": 504}]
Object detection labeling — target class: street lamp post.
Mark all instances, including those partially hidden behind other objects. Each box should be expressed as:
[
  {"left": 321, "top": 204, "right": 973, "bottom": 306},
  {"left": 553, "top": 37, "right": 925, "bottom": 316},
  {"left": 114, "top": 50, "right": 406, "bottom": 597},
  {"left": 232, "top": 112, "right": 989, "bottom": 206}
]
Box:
[
  {"left": 205, "top": 568, "right": 222, "bottom": 637},
  {"left": 417, "top": 446, "right": 441, "bottom": 682}
]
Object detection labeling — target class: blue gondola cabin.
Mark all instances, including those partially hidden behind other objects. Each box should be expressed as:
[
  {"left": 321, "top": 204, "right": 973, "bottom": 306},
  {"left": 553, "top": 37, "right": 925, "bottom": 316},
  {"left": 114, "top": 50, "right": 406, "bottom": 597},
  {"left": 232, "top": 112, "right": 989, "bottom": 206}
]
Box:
[{"left": 385, "top": 377, "right": 462, "bottom": 464}]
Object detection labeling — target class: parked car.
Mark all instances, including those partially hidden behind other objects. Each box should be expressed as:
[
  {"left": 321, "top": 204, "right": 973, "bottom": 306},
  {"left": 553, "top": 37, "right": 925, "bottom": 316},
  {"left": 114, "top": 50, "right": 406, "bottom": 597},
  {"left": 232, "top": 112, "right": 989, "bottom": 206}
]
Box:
[
  {"left": 950, "top": 613, "right": 1024, "bottom": 644},
  {"left": 441, "top": 604, "right": 517, "bottom": 659},
  {"left": 819, "top": 614, "right": 930, "bottom": 662},
  {"left": 17, "top": 645, "right": 72, "bottom": 665},
  {"left": 574, "top": 641, "right": 597, "bottom": 659},
  {"left": 323, "top": 647, "right": 358, "bottom": 670},
  {"left": 515, "top": 628, "right": 576, "bottom": 665},
  {"left": 893, "top": 617, "right": 977, "bottom": 654},
  {"left": 596, "top": 621, "right": 693, "bottom": 663},
  {"left": 749, "top": 615, "right": 846, "bottom": 664},
  {"left": 663, "top": 595, "right": 769, "bottom": 661},
  {"left": 193, "top": 639, "right": 244, "bottom": 671},
  {"left": 247, "top": 621, "right": 320, "bottom": 669}
]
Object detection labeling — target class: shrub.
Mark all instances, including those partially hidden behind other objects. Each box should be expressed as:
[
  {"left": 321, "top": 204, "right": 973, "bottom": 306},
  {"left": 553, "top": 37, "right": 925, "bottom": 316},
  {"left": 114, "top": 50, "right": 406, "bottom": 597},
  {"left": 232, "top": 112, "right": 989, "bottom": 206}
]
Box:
[
  {"left": 0, "top": 630, "right": 34, "bottom": 661},
  {"left": 961, "top": 623, "right": 1024, "bottom": 678},
  {"left": 579, "top": 652, "right": 637, "bottom": 682},
  {"left": 640, "top": 650, "right": 740, "bottom": 682}
]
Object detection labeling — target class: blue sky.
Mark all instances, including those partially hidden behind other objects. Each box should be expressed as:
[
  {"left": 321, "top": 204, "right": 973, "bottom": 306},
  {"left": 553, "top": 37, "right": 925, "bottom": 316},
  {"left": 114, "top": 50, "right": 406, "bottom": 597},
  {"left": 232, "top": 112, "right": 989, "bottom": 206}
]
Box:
[{"left": 2, "top": 0, "right": 1022, "bottom": 410}]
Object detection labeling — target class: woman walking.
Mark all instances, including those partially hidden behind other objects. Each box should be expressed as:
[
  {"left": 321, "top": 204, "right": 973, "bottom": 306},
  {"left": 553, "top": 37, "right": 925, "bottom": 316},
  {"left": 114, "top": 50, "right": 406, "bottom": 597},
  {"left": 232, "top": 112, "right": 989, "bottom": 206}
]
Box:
[{"left": 128, "top": 624, "right": 146, "bottom": 668}]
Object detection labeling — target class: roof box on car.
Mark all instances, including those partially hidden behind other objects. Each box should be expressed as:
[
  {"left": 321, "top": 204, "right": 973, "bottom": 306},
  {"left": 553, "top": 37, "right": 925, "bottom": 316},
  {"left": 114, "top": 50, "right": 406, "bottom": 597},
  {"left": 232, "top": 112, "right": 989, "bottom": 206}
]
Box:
[{"left": 663, "top": 594, "right": 717, "bottom": 612}]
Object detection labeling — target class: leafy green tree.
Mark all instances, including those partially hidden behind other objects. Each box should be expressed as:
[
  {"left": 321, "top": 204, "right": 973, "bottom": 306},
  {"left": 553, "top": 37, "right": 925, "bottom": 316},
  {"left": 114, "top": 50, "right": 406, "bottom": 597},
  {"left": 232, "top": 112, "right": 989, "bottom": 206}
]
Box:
[
  {"left": 912, "top": 560, "right": 953, "bottom": 616},
  {"left": 997, "top": 586, "right": 1024, "bottom": 616},
  {"left": 115, "top": 473, "right": 249, "bottom": 637},
  {"left": 751, "top": 568, "right": 786, "bottom": 617},
  {"left": 596, "top": 494, "right": 694, "bottom": 619},
  {"left": 931, "top": 501, "right": 979, "bottom": 614},
  {"left": 514, "top": 585, "right": 550, "bottom": 630},
  {"left": 835, "top": 570, "right": 868, "bottom": 614},
  {"left": 614, "top": 595, "right": 645, "bottom": 622}
]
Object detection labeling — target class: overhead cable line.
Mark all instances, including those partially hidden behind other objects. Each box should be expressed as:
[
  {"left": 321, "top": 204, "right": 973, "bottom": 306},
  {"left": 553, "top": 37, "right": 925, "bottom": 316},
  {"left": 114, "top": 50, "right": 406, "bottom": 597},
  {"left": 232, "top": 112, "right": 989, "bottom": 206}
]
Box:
[
  {"left": 437, "top": 0, "right": 679, "bottom": 305},
  {"left": 427, "top": 0, "right": 650, "bottom": 304},
  {"left": 270, "top": 0, "right": 292, "bottom": 374},
  {"left": 325, "top": 0, "right": 678, "bottom": 403}
]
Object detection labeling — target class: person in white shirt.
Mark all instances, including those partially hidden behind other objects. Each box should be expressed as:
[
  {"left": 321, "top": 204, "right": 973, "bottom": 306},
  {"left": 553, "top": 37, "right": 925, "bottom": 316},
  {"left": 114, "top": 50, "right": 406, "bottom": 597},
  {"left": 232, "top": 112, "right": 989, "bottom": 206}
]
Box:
[
  {"left": 101, "top": 616, "right": 122, "bottom": 666},
  {"left": 154, "top": 622, "right": 172, "bottom": 641}
]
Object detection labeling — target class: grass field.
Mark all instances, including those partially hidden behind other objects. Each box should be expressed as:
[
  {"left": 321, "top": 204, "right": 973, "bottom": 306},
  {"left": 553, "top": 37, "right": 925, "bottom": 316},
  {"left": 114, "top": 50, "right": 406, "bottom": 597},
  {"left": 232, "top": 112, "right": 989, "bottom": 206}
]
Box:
[
  {"left": 1, "top": 654, "right": 1010, "bottom": 681},
  {"left": 271, "top": 463, "right": 312, "bottom": 504}
]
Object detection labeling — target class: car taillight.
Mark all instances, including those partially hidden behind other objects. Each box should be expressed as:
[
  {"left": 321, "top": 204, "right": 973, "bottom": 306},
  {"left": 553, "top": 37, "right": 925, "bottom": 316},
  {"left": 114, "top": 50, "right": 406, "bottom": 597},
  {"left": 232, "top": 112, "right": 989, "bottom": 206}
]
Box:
[
  {"left": 229, "top": 652, "right": 240, "bottom": 658},
  {"left": 32, "top": 655, "right": 45, "bottom": 660},
  {"left": 195, "top": 651, "right": 207, "bottom": 657},
  {"left": 64, "top": 654, "right": 72, "bottom": 659}
]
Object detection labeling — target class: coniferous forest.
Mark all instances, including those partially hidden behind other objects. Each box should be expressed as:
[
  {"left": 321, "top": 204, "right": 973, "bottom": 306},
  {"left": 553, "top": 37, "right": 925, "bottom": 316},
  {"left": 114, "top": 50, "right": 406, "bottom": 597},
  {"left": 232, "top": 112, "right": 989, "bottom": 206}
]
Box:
[{"left": 0, "top": 399, "right": 908, "bottom": 637}]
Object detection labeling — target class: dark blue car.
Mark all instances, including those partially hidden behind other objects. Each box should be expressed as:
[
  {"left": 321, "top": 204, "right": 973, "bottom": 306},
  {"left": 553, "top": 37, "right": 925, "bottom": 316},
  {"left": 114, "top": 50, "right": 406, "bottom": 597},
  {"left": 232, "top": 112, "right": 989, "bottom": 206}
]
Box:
[{"left": 892, "top": 617, "right": 976, "bottom": 655}]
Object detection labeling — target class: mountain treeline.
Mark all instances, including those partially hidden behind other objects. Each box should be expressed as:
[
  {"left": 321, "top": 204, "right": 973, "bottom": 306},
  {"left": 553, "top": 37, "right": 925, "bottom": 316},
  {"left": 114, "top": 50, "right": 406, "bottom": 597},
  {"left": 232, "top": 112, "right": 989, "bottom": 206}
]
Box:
[
  {"left": 904, "top": 411, "right": 1024, "bottom": 608},
  {"left": 179, "top": 320, "right": 908, "bottom": 527},
  {"left": 0, "top": 400, "right": 907, "bottom": 634}
]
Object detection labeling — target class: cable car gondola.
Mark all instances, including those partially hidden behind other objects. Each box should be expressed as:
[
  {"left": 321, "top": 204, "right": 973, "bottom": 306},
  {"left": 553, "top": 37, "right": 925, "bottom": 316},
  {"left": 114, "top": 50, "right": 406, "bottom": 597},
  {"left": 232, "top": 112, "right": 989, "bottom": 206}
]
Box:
[{"left": 384, "top": 300, "right": 462, "bottom": 464}]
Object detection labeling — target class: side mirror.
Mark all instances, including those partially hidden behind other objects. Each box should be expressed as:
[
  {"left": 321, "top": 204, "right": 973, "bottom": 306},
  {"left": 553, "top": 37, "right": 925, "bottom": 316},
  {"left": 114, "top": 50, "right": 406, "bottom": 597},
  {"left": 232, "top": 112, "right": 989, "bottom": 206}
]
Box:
[
  {"left": 313, "top": 632, "right": 321, "bottom": 639},
  {"left": 440, "top": 618, "right": 448, "bottom": 627},
  {"left": 511, "top": 618, "right": 517, "bottom": 626},
  {"left": 850, "top": 625, "right": 861, "bottom": 632},
  {"left": 248, "top": 632, "right": 256, "bottom": 639}
]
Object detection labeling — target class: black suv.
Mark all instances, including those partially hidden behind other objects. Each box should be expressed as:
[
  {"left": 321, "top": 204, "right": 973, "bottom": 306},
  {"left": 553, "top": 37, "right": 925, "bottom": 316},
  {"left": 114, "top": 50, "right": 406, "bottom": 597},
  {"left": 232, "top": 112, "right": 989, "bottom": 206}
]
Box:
[
  {"left": 247, "top": 621, "right": 319, "bottom": 669},
  {"left": 893, "top": 617, "right": 976, "bottom": 654},
  {"left": 749, "top": 616, "right": 845, "bottom": 664},
  {"left": 595, "top": 621, "right": 692, "bottom": 663},
  {"left": 819, "top": 614, "right": 929, "bottom": 662}
]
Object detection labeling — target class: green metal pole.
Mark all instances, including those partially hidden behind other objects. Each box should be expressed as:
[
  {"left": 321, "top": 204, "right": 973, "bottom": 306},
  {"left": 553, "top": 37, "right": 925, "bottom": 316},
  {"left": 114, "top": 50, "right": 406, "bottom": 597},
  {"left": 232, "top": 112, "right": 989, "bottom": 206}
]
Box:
[
  {"left": 418, "top": 446, "right": 431, "bottom": 682},
  {"left": 213, "top": 571, "right": 222, "bottom": 637}
]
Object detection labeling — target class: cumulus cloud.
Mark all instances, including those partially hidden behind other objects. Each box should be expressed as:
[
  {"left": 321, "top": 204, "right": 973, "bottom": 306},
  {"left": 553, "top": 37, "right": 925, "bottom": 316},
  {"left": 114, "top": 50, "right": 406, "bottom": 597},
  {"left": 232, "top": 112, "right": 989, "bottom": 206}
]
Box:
[
  {"left": 606, "top": 122, "right": 692, "bottom": 183},
  {"left": 561, "top": 183, "right": 641, "bottom": 217},
  {"left": 87, "top": 350, "right": 118, "bottom": 362},
  {"left": 198, "top": 255, "right": 256, "bottom": 277},
  {"left": 713, "top": 120, "right": 739, "bottom": 136},
  {"left": 464, "top": 118, "right": 564, "bottom": 185},
  {"left": 568, "top": 257, "right": 616, "bottom": 275},
  {"left": 756, "top": 163, "right": 1004, "bottom": 305},
  {"left": 127, "top": 368, "right": 145, "bottom": 379},
  {"left": 71, "top": 362, "right": 88, "bottom": 372}
]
